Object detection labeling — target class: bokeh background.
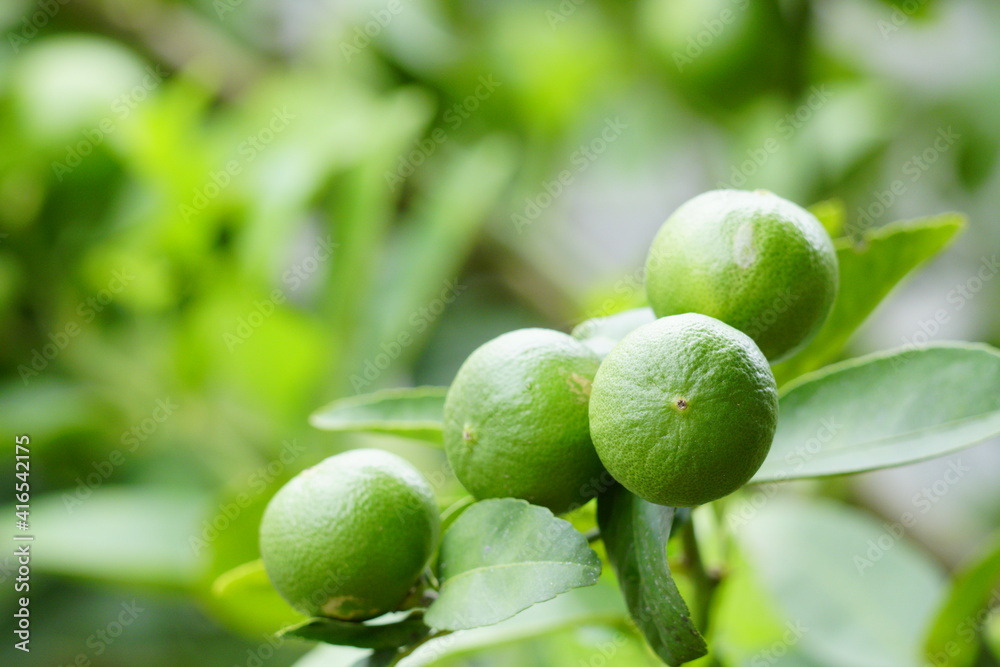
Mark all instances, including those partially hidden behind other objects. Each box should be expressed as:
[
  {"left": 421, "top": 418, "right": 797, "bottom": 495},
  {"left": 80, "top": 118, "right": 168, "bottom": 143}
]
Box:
[{"left": 1, "top": 0, "right": 998, "bottom": 665}]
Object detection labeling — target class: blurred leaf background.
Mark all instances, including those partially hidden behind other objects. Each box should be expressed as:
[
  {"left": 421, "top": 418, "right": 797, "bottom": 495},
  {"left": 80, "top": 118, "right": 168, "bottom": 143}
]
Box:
[{"left": 0, "top": 0, "right": 998, "bottom": 665}]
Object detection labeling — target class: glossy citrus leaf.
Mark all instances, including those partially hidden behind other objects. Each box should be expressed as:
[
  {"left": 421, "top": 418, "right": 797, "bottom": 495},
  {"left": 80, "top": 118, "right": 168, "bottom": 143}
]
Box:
[
  {"left": 425, "top": 498, "right": 601, "bottom": 631},
  {"left": 753, "top": 343, "right": 1000, "bottom": 482}
]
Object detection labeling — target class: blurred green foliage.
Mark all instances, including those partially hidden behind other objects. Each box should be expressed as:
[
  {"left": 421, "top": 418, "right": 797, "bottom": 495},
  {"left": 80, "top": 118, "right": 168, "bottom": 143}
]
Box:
[{"left": 0, "top": 0, "right": 998, "bottom": 665}]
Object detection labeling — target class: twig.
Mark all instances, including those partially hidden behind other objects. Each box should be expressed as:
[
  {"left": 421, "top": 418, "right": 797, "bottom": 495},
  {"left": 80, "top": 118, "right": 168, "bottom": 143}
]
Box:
[{"left": 681, "top": 518, "right": 721, "bottom": 634}]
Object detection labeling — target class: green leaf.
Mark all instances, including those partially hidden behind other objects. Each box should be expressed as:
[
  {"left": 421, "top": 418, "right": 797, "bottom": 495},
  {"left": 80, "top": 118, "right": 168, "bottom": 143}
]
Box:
[
  {"left": 772, "top": 214, "right": 965, "bottom": 385},
  {"left": 735, "top": 496, "right": 946, "bottom": 667},
  {"left": 597, "top": 485, "right": 707, "bottom": 665},
  {"left": 877, "top": 0, "right": 939, "bottom": 17},
  {"left": 210, "top": 560, "right": 305, "bottom": 637},
  {"left": 439, "top": 496, "right": 476, "bottom": 534},
  {"left": 808, "top": 198, "right": 845, "bottom": 238},
  {"left": 0, "top": 379, "right": 105, "bottom": 445},
  {"left": 572, "top": 307, "right": 656, "bottom": 358},
  {"left": 280, "top": 611, "right": 430, "bottom": 650},
  {"left": 310, "top": 387, "right": 447, "bottom": 444},
  {"left": 1, "top": 488, "right": 204, "bottom": 590},
  {"left": 296, "top": 582, "right": 629, "bottom": 667},
  {"left": 292, "top": 645, "right": 372, "bottom": 667},
  {"left": 988, "top": 614, "right": 1000, "bottom": 663},
  {"left": 752, "top": 343, "right": 1000, "bottom": 483},
  {"left": 288, "top": 645, "right": 398, "bottom": 667},
  {"left": 424, "top": 498, "right": 601, "bottom": 631},
  {"left": 411, "top": 582, "right": 628, "bottom": 665},
  {"left": 711, "top": 549, "right": 818, "bottom": 667},
  {"left": 924, "top": 534, "right": 1000, "bottom": 667},
  {"left": 350, "top": 651, "right": 398, "bottom": 667}
]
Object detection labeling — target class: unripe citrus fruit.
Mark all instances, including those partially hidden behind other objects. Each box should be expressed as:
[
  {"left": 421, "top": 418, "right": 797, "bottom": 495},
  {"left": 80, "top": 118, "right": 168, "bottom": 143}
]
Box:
[
  {"left": 645, "top": 189, "right": 838, "bottom": 361},
  {"left": 589, "top": 314, "right": 778, "bottom": 507},
  {"left": 444, "top": 328, "right": 605, "bottom": 514},
  {"left": 259, "top": 448, "right": 439, "bottom": 620}
]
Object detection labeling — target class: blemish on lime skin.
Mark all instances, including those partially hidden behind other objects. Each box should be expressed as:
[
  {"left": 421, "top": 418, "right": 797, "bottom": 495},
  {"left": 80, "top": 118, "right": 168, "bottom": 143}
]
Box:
[{"left": 567, "top": 372, "right": 593, "bottom": 401}]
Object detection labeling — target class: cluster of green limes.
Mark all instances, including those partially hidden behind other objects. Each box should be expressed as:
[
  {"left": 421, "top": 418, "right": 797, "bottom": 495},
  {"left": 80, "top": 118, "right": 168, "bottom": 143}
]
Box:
[
  {"left": 258, "top": 188, "right": 838, "bottom": 621},
  {"left": 445, "top": 188, "right": 836, "bottom": 509}
]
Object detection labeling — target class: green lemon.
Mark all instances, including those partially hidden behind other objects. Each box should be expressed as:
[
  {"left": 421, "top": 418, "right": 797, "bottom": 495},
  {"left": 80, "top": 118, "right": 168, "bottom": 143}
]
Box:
[
  {"left": 259, "top": 448, "right": 439, "bottom": 620},
  {"left": 645, "top": 189, "right": 838, "bottom": 361},
  {"left": 589, "top": 314, "right": 778, "bottom": 507},
  {"left": 444, "top": 328, "right": 606, "bottom": 514}
]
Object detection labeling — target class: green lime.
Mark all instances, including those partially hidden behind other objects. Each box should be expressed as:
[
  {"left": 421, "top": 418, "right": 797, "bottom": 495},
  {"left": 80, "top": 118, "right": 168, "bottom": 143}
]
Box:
[
  {"left": 645, "top": 189, "right": 838, "bottom": 361},
  {"left": 444, "top": 328, "right": 606, "bottom": 514},
  {"left": 589, "top": 314, "right": 778, "bottom": 507},
  {"left": 259, "top": 448, "right": 439, "bottom": 620}
]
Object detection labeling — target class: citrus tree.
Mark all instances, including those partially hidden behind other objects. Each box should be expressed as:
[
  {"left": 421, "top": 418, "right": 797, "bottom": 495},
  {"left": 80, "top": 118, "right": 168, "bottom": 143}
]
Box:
[{"left": 212, "top": 191, "right": 1000, "bottom": 667}]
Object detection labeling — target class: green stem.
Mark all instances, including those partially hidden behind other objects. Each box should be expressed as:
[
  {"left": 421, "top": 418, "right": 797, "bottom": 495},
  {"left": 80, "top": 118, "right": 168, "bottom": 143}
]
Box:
[
  {"left": 584, "top": 528, "right": 601, "bottom": 543},
  {"left": 681, "top": 519, "right": 720, "bottom": 634}
]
